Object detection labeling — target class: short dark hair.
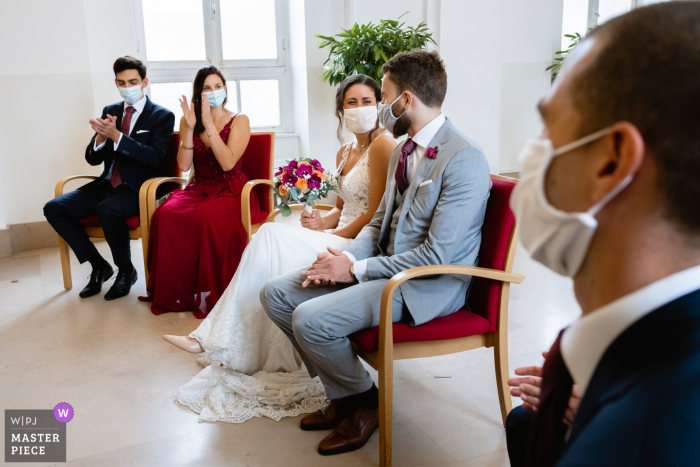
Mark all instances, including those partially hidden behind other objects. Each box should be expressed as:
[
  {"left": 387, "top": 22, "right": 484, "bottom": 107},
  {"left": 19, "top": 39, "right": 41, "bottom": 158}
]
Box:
[
  {"left": 113, "top": 56, "right": 146, "bottom": 80},
  {"left": 572, "top": 3, "right": 700, "bottom": 234},
  {"left": 381, "top": 50, "right": 447, "bottom": 108}
]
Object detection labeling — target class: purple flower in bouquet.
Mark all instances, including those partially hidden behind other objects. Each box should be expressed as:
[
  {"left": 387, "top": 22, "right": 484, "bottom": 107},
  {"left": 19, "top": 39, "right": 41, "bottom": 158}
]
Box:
[
  {"left": 310, "top": 159, "right": 324, "bottom": 172},
  {"left": 296, "top": 163, "right": 313, "bottom": 178},
  {"left": 308, "top": 173, "right": 322, "bottom": 190},
  {"left": 284, "top": 160, "right": 299, "bottom": 172},
  {"left": 274, "top": 166, "right": 284, "bottom": 177},
  {"left": 282, "top": 172, "right": 298, "bottom": 187}
]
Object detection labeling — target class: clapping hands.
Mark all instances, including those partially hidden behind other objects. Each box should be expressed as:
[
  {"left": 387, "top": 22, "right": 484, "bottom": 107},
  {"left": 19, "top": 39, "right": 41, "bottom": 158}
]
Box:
[
  {"left": 301, "top": 248, "right": 355, "bottom": 288},
  {"left": 179, "top": 95, "right": 195, "bottom": 129},
  {"left": 508, "top": 351, "right": 582, "bottom": 426},
  {"left": 200, "top": 93, "right": 214, "bottom": 130},
  {"left": 89, "top": 114, "right": 120, "bottom": 144}
]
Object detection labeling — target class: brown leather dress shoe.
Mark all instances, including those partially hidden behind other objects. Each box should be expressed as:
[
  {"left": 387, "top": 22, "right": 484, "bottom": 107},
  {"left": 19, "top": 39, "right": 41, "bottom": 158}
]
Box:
[
  {"left": 300, "top": 396, "right": 357, "bottom": 431},
  {"left": 317, "top": 405, "right": 379, "bottom": 456}
]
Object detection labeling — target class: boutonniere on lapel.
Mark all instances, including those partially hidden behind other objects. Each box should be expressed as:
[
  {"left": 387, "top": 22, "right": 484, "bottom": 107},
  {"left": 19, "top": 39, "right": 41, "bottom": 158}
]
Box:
[{"left": 426, "top": 146, "right": 438, "bottom": 159}]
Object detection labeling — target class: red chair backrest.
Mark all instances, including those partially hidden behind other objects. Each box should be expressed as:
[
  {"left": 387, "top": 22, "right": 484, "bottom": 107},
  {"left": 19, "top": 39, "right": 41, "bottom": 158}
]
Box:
[
  {"left": 467, "top": 177, "right": 517, "bottom": 332},
  {"left": 160, "top": 132, "right": 181, "bottom": 178},
  {"left": 240, "top": 132, "right": 274, "bottom": 214}
]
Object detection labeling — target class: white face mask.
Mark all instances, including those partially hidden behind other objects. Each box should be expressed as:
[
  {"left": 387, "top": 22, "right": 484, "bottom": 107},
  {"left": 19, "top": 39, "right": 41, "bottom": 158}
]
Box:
[
  {"left": 118, "top": 85, "right": 143, "bottom": 105},
  {"left": 377, "top": 94, "right": 406, "bottom": 133},
  {"left": 344, "top": 105, "right": 378, "bottom": 134},
  {"left": 509, "top": 127, "right": 633, "bottom": 277}
]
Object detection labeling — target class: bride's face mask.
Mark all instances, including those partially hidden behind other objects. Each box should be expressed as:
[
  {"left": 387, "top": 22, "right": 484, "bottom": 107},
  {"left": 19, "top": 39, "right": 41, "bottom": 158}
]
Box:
[{"left": 342, "top": 84, "right": 379, "bottom": 135}]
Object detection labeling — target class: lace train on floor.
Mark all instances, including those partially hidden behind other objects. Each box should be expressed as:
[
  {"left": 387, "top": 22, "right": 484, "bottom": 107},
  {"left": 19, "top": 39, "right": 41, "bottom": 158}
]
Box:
[{"left": 176, "top": 358, "right": 328, "bottom": 423}]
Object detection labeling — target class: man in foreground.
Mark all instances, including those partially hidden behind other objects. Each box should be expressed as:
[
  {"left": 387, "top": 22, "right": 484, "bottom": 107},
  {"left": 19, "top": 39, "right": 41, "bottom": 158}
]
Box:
[{"left": 506, "top": 3, "right": 700, "bottom": 466}]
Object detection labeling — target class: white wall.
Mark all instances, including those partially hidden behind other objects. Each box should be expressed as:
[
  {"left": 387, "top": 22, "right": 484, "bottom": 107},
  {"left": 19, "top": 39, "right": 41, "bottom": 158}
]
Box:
[
  {"left": 498, "top": 0, "right": 562, "bottom": 172},
  {"left": 0, "top": 0, "right": 100, "bottom": 226},
  {"left": 303, "top": 0, "right": 346, "bottom": 170}
]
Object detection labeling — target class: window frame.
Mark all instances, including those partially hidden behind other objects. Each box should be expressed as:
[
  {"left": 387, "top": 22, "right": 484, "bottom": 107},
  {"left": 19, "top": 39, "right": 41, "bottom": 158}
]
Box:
[{"left": 132, "top": 0, "right": 292, "bottom": 133}]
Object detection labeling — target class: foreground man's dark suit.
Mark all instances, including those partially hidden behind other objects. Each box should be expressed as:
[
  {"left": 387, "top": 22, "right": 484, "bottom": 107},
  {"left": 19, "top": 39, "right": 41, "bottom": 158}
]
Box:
[{"left": 507, "top": 288, "right": 700, "bottom": 466}]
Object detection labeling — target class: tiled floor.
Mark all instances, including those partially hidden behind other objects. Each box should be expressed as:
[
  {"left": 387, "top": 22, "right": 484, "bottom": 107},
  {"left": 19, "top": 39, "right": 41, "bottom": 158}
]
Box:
[{"left": 0, "top": 237, "right": 578, "bottom": 466}]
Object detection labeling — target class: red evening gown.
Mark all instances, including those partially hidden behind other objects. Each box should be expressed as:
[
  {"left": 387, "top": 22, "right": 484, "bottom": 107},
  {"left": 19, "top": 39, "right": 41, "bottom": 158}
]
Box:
[{"left": 145, "top": 116, "right": 259, "bottom": 318}]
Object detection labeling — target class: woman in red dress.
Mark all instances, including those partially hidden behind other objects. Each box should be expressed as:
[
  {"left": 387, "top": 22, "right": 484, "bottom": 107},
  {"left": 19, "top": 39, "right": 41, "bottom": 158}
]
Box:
[{"left": 144, "top": 66, "right": 258, "bottom": 318}]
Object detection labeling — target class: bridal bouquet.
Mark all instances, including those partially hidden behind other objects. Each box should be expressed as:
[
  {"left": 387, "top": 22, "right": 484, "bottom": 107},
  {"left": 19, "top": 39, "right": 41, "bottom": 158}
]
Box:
[{"left": 273, "top": 158, "right": 338, "bottom": 216}]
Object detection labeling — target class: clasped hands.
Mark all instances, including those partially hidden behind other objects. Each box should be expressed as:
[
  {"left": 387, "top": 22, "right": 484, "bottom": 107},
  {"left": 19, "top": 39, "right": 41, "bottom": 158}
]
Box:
[
  {"left": 301, "top": 247, "right": 355, "bottom": 288},
  {"left": 508, "top": 352, "right": 582, "bottom": 426},
  {"left": 89, "top": 115, "right": 121, "bottom": 146},
  {"left": 300, "top": 209, "right": 325, "bottom": 231}
]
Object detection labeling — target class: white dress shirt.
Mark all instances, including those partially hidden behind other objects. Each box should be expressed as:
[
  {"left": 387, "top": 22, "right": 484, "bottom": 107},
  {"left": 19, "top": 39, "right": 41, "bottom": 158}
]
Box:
[
  {"left": 345, "top": 113, "right": 446, "bottom": 283},
  {"left": 561, "top": 263, "right": 700, "bottom": 394},
  {"left": 94, "top": 93, "right": 147, "bottom": 152}
]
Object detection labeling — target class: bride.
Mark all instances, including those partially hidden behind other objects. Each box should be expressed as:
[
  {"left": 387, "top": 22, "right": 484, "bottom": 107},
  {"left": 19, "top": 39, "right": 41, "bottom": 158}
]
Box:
[{"left": 163, "top": 74, "right": 396, "bottom": 423}]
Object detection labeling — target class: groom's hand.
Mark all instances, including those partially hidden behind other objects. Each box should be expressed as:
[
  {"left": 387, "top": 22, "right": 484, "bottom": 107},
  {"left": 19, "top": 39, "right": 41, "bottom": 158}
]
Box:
[{"left": 301, "top": 247, "right": 354, "bottom": 287}]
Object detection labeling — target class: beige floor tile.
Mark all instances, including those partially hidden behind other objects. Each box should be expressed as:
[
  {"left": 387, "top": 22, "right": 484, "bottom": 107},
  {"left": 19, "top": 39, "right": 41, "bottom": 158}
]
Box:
[
  {"left": 49, "top": 363, "right": 204, "bottom": 460},
  {"left": 0, "top": 254, "right": 42, "bottom": 282},
  {"left": 460, "top": 448, "right": 509, "bottom": 467},
  {"left": 65, "top": 424, "right": 255, "bottom": 467}
]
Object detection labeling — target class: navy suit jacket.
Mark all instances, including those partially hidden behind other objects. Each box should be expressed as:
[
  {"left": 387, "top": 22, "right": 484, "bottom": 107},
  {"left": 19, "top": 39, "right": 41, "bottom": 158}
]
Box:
[
  {"left": 557, "top": 288, "right": 700, "bottom": 466},
  {"left": 84, "top": 96, "right": 175, "bottom": 193}
]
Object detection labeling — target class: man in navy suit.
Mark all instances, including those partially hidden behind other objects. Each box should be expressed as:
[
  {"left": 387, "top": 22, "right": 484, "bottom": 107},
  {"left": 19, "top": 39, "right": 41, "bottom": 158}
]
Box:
[
  {"left": 505, "top": 3, "right": 700, "bottom": 466},
  {"left": 44, "top": 56, "right": 174, "bottom": 300}
]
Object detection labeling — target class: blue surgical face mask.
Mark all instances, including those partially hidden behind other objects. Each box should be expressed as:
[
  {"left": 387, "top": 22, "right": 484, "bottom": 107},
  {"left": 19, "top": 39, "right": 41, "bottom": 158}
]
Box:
[
  {"left": 206, "top": 88, "right": 227, "bottom": 107},
  {"left": 118, "top": 85, "right": 143, "bottom": 105}
]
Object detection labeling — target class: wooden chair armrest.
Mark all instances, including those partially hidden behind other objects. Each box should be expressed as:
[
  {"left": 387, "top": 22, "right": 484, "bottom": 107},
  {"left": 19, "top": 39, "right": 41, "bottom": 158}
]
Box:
[
  {"left": 145, "top": 177, "right": 187, "bottom": 231},
  {"left": 242, "top": 180, "right": 276, "bottom": 242},
  {"left": 55, "top": 175, "right": 98, "bottom": 197},
  {"left": 266, "top": 204, "right": 335, "bottom": 223},
  {"left": 377, "top": 264, "right": 525, "bottom": 367}
]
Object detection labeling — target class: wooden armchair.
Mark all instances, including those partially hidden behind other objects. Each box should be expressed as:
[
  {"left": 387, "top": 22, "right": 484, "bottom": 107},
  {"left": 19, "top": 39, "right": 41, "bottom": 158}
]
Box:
[
  {"left": 348, "top": 175, "right": 524, "bottom": 467},
  {"left": 239, "top": 132, "right": 276, "bottom": 242},
  {"left": 56, "top": 134, "right": 185, "bottom": 289}
]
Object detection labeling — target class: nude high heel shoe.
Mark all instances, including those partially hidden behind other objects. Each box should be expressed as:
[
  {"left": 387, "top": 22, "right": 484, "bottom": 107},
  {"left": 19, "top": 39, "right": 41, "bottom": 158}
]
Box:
[{"left": 163, "top": 335, "right": 203, "bottom": 353}]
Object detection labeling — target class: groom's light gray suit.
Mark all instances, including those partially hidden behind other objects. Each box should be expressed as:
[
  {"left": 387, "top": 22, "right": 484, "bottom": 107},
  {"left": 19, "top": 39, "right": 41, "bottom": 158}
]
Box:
[{"left": 260, "top": 117, "right": 491, "bottom": 399}]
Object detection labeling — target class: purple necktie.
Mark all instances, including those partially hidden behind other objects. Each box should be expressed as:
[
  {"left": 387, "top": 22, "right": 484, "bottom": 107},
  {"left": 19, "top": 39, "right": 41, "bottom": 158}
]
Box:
[
  {"left": 111, "top": 105, "right": 136, "bottom": 188},
  {"left": 524, "top": 330, "right": 574, "bottom": 467},
  {"left": 395, "top": 138, "right": 417, "bottom": 193}
]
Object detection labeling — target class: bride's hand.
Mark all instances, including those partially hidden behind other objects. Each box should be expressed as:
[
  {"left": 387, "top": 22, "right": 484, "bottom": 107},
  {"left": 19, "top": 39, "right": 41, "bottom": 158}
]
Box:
[
  {"left": 301, "top": 210, "right": 325, "bottom": 231},
  {"left": 179, "top": 95, "right": 195, "bottom": 129}
]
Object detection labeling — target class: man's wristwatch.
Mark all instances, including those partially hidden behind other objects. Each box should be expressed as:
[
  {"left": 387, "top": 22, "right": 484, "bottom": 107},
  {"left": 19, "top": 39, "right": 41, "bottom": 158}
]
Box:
[{"left": 350, "top": 264, "right": 355, "bottom": 277}]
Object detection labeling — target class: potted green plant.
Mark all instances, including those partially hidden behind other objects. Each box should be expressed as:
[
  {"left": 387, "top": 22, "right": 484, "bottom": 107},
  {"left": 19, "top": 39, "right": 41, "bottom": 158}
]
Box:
[
  {"left": 547, "top": 32, "right": 586, "bottom": 83},
  {"left": 316, "top": 12, "right": 436, "bottom": 86}
]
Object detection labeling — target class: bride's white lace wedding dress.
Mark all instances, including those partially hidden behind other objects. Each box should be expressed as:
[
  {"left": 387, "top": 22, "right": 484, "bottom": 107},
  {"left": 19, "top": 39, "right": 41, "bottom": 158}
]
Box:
[{"left": 176, "top": 142, "right": 375, "bottom": 423}]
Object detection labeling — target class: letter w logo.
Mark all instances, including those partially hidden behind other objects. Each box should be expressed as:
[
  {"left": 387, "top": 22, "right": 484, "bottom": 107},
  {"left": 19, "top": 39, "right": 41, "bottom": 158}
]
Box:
[{"left": 58, "top": 409, "right": 69, "bottom": 418}]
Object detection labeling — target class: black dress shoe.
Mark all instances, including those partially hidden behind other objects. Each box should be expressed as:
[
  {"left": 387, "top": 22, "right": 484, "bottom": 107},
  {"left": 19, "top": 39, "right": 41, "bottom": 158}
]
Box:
[
  {"left": 104, "top": 268, "right": 138, "bottom": 301},
  {"left": 79, "top": 264, "right": 114, "bottom": 298}
]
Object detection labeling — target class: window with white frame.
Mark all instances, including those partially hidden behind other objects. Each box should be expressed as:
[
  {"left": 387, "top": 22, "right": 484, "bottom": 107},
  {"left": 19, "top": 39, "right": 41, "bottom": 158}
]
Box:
[
  {"left": 132, "top": 0, "right": 292, "bottom": 133},
  {"left": 561, "top": 0, "right": 636, "bottom": 48}
]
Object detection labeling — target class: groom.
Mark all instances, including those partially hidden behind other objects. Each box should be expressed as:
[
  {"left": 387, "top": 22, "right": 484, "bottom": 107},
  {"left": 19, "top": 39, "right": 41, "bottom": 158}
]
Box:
[{"left": 260, "top": 50, "right": 491, "bottom": 455}]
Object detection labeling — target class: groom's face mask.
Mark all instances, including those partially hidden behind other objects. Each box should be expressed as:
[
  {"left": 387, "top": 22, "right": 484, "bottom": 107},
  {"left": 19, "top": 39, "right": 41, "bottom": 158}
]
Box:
[{"left": 379, "top": 74, "right": 412, "bottom": 138}]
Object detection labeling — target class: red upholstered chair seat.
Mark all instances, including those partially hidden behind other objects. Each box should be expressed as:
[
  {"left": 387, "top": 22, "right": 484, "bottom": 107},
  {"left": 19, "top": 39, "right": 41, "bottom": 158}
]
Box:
[
  {"left": 78, "top": 215, "right": 140, "bottom": 231},
  {"left": 350, "top": 309, "right": 490, "bottom": 354}
]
